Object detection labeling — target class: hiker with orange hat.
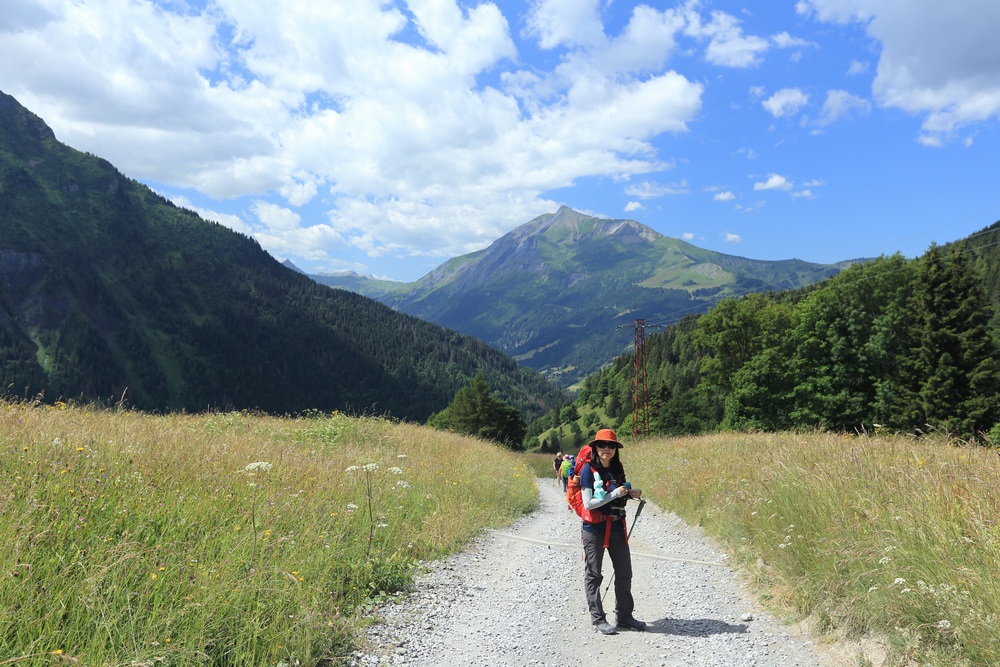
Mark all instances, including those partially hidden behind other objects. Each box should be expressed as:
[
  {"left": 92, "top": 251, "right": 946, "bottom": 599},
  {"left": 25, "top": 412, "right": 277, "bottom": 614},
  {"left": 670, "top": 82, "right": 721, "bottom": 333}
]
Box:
[{"left": 577, "top": 428, "right": 646, "bottom": 635}]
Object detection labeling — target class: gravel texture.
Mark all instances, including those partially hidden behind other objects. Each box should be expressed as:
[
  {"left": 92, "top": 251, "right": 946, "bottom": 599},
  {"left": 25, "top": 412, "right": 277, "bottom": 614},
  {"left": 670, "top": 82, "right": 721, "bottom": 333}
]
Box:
[{"left": 348, "top": 478, "right": 849, "bottom": 667}]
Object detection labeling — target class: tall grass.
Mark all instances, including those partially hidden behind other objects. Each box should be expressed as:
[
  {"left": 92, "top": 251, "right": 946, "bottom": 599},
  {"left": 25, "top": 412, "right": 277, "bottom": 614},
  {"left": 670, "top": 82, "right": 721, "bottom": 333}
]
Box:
[
  {"left": 628, "top": 431, "right": 1000, "bottom": 666},
  {"left": 0, "top": 400, "right": 536, "bottom": 666}
]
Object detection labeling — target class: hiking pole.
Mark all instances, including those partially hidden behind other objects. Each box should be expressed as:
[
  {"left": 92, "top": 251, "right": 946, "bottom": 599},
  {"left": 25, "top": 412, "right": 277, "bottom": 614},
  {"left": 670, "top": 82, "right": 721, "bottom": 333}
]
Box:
[{"left": 601, "top": 498, "right": 647, "bottom": 603}]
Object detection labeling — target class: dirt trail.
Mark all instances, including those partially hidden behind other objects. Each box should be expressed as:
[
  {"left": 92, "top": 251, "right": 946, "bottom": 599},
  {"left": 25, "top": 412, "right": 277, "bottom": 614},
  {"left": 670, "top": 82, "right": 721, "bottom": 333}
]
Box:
[{"left": 348, "top": 479, "right": 857, "bottom": 667}]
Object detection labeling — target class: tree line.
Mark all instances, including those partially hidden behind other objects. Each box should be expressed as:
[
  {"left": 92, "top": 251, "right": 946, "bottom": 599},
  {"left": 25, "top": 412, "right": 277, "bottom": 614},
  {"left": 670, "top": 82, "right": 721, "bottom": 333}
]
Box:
[{"left": 525, "top": 224, "right": 1000, "bottom": 448}]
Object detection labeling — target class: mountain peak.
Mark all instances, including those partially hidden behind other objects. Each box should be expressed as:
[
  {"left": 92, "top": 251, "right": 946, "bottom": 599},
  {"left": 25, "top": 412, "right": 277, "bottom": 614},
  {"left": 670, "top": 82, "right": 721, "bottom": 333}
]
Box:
[{"left": 519, "top": 206, "right": 661, "bottom": 245}]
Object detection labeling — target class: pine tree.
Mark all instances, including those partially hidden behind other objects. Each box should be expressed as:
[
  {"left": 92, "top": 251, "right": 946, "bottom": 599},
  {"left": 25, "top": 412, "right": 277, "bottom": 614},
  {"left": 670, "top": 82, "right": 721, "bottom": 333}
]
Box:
[{"left": 901, "top": 246, "right": 1000, "bottom": 438}]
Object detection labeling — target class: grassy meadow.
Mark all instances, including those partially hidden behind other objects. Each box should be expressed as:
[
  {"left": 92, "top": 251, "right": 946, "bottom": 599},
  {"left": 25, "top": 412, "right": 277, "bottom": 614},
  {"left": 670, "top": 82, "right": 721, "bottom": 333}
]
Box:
[
  {"left": 0, "top": 400, "right": 536, "bottom": 666},
  {"left": 627, "top": 430, "right": 1000, "bottom": 666}
]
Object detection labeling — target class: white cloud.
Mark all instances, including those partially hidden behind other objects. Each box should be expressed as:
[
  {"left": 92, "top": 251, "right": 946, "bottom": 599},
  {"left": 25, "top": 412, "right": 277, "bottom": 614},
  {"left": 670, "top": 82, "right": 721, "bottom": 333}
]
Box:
[
  {"left": 682, "top": 232, "right": 695, "bottom": 240},
  {"left": 683, "top": 6, "right": 771, "bottom": 68},
  {"left": 714, "top": 191, "right": 736, "bottom": 201},
  {"left": 847, "top": 60, "right": 869, "bottom": 75},
  {"left": 771, "top": 32, "right": 815, "bottom": 50},
  {"left": 624, "top": 201, "right": 643, "bottom": 212},
  {"left": 801, "top": 0, "right": 1000, "bottom": 145},
  {"left": 724, "top": 233, "right": 742, "bottom": 243},
  {"left": 762, "top": 88, "right": 809, "bottom": 117},
  {"left": 624, "top": 180, "right": 690, "bottom": 198},
  {"left": 791, "top": 189, "right": 814, "bottom": 198},
  {"left": 802, "top": 179, "right": 825, "bottom": 187},
  {"left": 0, "top": 0, "right": 712, "bottom": 262},
  {"left": 818, "top": 89, "right": 871, "bottom": 125},
  {"left": 753, "top": 174, "right": 794, "bottom": 191}
]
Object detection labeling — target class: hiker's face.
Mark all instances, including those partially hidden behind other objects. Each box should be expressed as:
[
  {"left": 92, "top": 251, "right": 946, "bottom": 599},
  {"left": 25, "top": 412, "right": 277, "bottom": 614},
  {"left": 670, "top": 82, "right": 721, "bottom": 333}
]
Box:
[{"left": 596, "top": 443, "right": 616, "bottom": 465}]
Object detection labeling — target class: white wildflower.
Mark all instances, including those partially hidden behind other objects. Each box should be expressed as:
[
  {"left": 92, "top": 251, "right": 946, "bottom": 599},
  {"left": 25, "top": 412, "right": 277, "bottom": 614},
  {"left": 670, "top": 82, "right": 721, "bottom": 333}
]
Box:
[
  {"left": 344, "top": 465, "right": 359, "bottom": 473},
  {"left": 395, "top": 481, "right": 411, "bottom": 488},
  {"left": 387, "top": 467, "right": 403, "bottom": 475},
  {"left": 868, "top": 586, "right": 878, "bottom": 593},
  {"left": 362, "top": 463, "right": 379, "bottom": 471},
  {"left": 894, "top": 578, "right": 907, "bottom": 585},
  {"left": 900, "top": 588, "right": 911, "bottom": 593},
  {"left": 937, "top": 620, "right": 951, "bottom": 629},
  {"left": 347, "top": 503, "right": 359, "bottom": 510},
  {"left": 879, "top": 557, "right": 891, "bottom": 565},
  {"left": 244, "top": 461, "right": 272, "bottom": 473},
  {"left": 377, "top": 523, "right": 389, "bottom": 528},
  {"left": 397, "top": 454, "right": 407, "bottom": 459}
]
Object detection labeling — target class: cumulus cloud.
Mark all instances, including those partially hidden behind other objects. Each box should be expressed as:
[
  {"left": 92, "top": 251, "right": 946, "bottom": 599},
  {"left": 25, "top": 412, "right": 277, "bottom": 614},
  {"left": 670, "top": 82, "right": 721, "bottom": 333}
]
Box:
[
  {"left": 724, "top": 233, "right": 742, "bottom": 243},
  {"left": 682, "top": 232, "right": 695, "bottom": 240},
  {"left": 762, "top": 88, "right": 809, "bottom": 117},
  {"left": 624, "top": 180, "right": 690, "bottom": 198},
  {"left": 847, "top": 60, "right": 869, "bottom": 75},
  {"left": 753, "top": 174, "right": 794, "bottom": 191},
  {"left": 682, "top": 4, "right": 771, "bottom": 68},
  {"left": 0, "top": 0, "right": 716, "bottom": 263},
  {"left": 818, "top": 89, "right": 871, "bottom": 125},
  {"left": 713, "top": 191, "right": 736, "bottom": 201},
  {"left": 624, "top": 201, "right": 643, "bottom": 212},
  {"left": 800, "top": 0, "right": 1000, "bottom": 145}
]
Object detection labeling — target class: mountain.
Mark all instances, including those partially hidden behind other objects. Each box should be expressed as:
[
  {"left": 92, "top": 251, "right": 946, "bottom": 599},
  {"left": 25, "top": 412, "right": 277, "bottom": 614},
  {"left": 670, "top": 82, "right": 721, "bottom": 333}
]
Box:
[
  {"left": 313, "top": 206, "right": 864, "bottom": 386},
  {"left": 0, "top": 91, "right": 567, "bottom": 421}
]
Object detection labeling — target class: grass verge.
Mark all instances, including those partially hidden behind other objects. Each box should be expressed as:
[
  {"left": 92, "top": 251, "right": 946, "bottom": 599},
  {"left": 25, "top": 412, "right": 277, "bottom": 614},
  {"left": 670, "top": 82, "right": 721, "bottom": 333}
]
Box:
[
  {"left": 0, "top": 400, "right": 536, "bottom": 666},
  {"left": 627, "top": 431, "right": 1000, "bottom": 666}
]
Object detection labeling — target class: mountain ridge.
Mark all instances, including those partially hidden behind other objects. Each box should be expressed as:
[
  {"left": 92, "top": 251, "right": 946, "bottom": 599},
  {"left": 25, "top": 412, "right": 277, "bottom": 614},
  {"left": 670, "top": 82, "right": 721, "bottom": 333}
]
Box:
[
  {"left": 315, "top": 205, "right": 864, "bottom": 386},
  {"left": 0, "top": 90, "right": 566, "bottom": 420}
]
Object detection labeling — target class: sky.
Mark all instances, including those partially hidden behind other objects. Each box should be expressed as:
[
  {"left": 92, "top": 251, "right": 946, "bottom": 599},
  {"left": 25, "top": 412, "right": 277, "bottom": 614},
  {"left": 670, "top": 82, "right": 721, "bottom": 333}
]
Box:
[{"left": 3, "top": 0, "right": 1000, "bottom": 282}]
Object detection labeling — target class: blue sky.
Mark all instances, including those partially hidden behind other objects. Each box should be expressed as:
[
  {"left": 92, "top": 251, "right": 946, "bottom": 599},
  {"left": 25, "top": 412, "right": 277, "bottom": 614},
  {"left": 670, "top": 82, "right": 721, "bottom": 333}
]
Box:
[{"left": 3, "top": 0, "right": 1000, "bottom": 282}]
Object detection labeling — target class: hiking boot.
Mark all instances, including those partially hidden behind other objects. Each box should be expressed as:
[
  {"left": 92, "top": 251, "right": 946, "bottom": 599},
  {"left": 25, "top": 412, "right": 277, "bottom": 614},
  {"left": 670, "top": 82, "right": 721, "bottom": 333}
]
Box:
[
  {"left": 593, "top": 620, "right": 618, "bottom": 635},
  {"left": 616, "top": 616, "right": 647, "bottom": 631}
]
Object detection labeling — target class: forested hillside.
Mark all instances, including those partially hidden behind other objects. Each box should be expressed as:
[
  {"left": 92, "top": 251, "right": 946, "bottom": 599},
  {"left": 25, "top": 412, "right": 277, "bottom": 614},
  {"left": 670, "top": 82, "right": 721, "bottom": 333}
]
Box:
[
  {"left": 528, "top": 225, "right": 1000, "bottom": 448},
  {"left": 315, "top": 206, "right": 861, "bottom": 387},
  {"left": 0, "top": 91, "right": 566, "bottom": 421}
]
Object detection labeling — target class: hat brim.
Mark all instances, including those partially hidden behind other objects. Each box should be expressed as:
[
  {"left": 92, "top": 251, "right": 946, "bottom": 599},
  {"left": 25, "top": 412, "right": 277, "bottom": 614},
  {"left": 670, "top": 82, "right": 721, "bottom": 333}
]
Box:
[{"left": 588, "top": 439, "right": 623, "bottom": 449}]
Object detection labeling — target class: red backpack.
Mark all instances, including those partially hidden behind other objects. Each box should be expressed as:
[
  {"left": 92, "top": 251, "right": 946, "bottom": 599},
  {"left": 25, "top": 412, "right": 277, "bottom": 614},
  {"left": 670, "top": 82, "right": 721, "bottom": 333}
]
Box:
[{"left": 566, "top": 444, "right": 625, "bottom": 548}]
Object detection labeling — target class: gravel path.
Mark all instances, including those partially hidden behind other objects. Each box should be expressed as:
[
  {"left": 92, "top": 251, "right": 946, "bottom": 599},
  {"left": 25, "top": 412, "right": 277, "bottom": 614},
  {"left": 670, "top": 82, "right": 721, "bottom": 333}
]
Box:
[{"left": 348, "top": 478, "right": 851, "bottom": 667}]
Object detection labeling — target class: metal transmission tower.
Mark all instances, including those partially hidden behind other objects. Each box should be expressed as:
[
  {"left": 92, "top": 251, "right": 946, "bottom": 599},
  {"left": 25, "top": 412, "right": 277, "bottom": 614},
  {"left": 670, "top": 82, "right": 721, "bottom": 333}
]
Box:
[
  {"left": 627, "top": 319, "right": 662, "bottom": 441},
  {"left": 632, "top": 319, "right": 649, "bottom": 440}
]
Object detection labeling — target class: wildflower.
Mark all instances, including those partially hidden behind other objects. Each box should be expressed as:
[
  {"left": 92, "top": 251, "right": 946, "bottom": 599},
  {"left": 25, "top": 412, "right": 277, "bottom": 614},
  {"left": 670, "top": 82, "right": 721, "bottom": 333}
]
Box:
[
  {"left": 894, "top": 578, "right": 907, "bottom": 585},
  {"left": 868, "top": 586, "right": 878, "bottom": 593},
  {"left": 344, "top": 466, "right": 359, "bottom": 473},
  {"left": 362, "top": 463, "right": 379, "bottom": 471},
  {"left": 397, "top": 454, "right": 407, "bottom": 459},
  {"left": 244, "top": 461, "right": 272, "bottom": 473},
  {"left": 387, "top": 467, "right": 403, "bottom": 475},
  {"left": 151, "top": 573, "right": 157, "bottom": 580},
  {"left": 879, "top": 557, "right": 891, "bottom": 565},
  {"left": 395, "top": 481, "right": 410, "bottom": 488},
  {"left": 900, "top": 588, "right": 912, "bottom": 593},
  {"left": 76, "top": 447, "right": 84, "bottom": 452},
  {"left": 347, "top": 503, "right": 359, "bottom": 510},
  {"left": 937, "top": 620, "right": 951, "bottom": 629}
]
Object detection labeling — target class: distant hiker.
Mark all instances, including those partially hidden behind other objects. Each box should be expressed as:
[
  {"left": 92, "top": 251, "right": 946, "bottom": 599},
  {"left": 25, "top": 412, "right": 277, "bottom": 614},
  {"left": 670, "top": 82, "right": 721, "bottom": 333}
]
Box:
[
  {"left": 559, "top": 455, "right": 573, "bottom": 492},
  {"left": 577, "top": 428, "right": 646, "bottom": 635},
  {"left": 553, "top": 451, "right": 564, "bottom": 486}
]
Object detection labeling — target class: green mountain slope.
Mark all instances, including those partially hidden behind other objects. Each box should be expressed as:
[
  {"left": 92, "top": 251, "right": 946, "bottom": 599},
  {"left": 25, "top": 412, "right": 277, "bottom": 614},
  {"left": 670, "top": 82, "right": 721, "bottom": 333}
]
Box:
[
  {"left": 316, "top": 206, "right": 863, "bottom": 386},
  {"left": 0, "top": 91, "right": 566, "bottom": 420}
]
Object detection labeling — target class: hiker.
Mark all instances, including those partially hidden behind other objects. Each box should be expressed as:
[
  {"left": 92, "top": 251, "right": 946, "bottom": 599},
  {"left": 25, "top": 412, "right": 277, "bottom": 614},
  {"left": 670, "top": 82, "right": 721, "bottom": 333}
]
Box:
[
  {"left": 577, "top": 428, "right": 646, "bottom": 635},
  {"left": 559, "top": 454, "right": 573, "bottom": 492},
  {"left": 553, "top": 451, "right": 564, "bottom": 486}
]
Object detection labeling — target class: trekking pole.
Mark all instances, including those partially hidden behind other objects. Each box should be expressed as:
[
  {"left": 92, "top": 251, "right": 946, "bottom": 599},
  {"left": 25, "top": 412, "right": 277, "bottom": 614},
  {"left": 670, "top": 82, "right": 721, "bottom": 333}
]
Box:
[{"left": 601, "top": 498, "right": 646, "bottom": 602}]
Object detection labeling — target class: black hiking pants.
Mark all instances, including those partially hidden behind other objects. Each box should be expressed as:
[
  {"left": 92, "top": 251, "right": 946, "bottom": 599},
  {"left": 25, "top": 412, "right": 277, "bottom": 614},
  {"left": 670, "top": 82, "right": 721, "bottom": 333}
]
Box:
[{"left": 581, "top": 525, "right": 634, "bottom": 624}]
